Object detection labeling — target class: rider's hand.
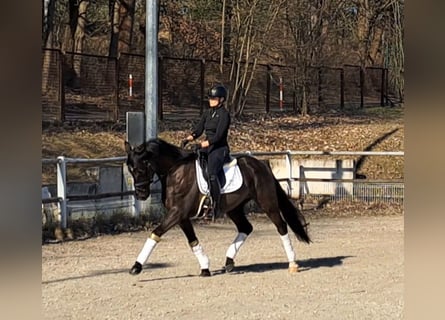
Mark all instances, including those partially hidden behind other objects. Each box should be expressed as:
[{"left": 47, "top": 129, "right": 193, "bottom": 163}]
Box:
[
  {"left": 180, "top": 139, "right": 189, "bottom": 149},
  {"left": 192, "top": 143, "right": 201, "bottom": 152}
]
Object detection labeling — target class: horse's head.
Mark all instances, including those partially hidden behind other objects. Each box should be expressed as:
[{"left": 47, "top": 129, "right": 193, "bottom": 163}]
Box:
[{"left": 124, "top": 141, "right": 157, "bottom": 200}]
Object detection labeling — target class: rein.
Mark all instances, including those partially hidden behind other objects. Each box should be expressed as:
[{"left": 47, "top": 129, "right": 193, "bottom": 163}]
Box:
[{"left": 134, "top": 175, "right": 161, "bottom": 188}]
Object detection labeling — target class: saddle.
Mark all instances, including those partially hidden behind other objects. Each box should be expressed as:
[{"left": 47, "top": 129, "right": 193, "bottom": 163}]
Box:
[{"left": 193, "top": 152, "right": 243, "bottom": 219}]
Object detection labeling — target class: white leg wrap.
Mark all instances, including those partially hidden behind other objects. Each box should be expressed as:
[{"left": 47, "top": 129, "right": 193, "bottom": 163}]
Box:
[
  {"left": 192, "top": 243, "right": 210, "bottom": 270},
  {"left": 280, "top": 233, "right": 296, "bottom": 263},
  {"left": 226, "top": 232, "right": 248, "bottom": 259},
  {"left": 136, "top": 238, "right": 157, "bottom": 265}
]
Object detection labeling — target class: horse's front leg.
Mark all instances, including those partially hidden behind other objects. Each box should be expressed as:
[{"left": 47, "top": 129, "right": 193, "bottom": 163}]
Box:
[
  {"left": 224, "top": 205, "right": 254, "bottom": 273},
  {"left": 129, "top": 208, "right": 182, "bottom": 275},
  {"left": 178, "top": 219, "right": 211, "bottom": 277}
]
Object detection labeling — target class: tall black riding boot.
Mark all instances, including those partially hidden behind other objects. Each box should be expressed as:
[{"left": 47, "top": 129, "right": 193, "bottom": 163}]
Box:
[{"left": 209, "top": 175, "right": 222, "bottom": 219}]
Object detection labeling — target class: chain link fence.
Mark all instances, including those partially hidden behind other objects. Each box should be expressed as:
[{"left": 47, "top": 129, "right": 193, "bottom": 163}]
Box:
[{"left": 42, "top": 49, "right": 395, "bottom": 122}]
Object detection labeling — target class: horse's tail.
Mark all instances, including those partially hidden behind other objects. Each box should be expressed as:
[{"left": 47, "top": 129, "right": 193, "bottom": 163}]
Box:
[{"left": 274, "top": 179, "right": 311, "bottom": 244}]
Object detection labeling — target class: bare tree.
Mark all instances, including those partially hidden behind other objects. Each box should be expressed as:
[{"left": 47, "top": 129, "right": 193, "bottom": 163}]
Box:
[
  {"left": 73, "top": 1, "right": 90, "bottom": 53},
  {"left": 42, "top": 0, "right": 56, "bottom": 48},
  {"left": 109, "top": 0, "right": 136, "bottom": 57},
  {"left": 354, "top": 0, "right": 404, "bottom": 101},
  {"left": 228, "top": 0, "right": 285, "bottom": 116},
  {"left": 42, "top": 0, "right": 57, "bottom": 92},
  {"left": 74, "top": 1, "right": 90, "bottom": 86},
  {"left": 389, "top": 0, "right": 404, "bottom": 102},
  {"left": 285, "top": 0, "right": 326, "bottom": 116}
]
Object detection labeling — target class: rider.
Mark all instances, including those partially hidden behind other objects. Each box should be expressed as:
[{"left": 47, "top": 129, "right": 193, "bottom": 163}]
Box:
[{"left": 183, "top": 84, "right": 231, "bottom": 219}]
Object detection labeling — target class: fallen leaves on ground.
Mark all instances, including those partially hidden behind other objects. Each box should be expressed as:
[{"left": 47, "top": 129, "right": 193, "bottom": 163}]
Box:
[{"left": 42, "top": 109, "right": 404, "bottom": 184}]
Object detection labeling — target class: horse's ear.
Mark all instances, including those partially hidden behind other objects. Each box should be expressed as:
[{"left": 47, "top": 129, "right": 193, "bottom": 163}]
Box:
[{"left": 124, "top": 141, "right": 132, "bottom": 154}]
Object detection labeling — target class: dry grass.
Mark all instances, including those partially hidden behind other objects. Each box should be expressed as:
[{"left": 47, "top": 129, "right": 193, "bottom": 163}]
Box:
[
  {"left": 41, "top": 107, "right": 404, "bottom": 241},
  {"left": 42, "top": 106, "right": 404, "bottom": 184}
]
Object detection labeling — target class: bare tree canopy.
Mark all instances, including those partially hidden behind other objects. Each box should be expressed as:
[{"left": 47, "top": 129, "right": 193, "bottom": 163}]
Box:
[{"left": 42, "top": 0, "right": 404, "bottom": 115}]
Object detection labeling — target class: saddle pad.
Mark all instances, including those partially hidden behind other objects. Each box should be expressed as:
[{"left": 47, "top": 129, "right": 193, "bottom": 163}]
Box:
[{"left": 195, "top": 159, "right": 243, "bottom": 194}]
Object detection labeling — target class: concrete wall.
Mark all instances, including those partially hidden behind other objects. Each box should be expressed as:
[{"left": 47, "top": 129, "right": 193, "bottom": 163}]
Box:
[
  {"left": 42, "top": 158, "right": 355, "bottom": 223},
  {"left": 42, "top": 164, "right": 165, "bottom": 222},
  {"left": 268, "top": 158, "right": 355, "bottom": 198}
]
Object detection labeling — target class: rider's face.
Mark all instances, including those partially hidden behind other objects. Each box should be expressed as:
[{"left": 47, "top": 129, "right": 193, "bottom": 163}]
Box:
[{"left": 209, "top": 97, "right": 220, "bottom": 107}]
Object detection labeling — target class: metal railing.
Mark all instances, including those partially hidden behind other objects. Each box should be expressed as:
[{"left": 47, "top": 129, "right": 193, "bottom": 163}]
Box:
[{"left": 42, "top": 150, "right": 404, "bottom": 228}]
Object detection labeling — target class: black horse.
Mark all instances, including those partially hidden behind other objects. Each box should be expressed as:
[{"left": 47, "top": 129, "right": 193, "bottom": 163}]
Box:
[{"left": 125, "top": 138, "right": 310, "bottom": 276}]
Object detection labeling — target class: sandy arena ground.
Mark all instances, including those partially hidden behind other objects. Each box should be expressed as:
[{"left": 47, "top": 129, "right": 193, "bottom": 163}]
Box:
[{"left": 42, "top": 215, "right": 403, "bottom": 319}]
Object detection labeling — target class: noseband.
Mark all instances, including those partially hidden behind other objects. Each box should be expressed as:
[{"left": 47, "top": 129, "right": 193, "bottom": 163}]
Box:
[
  {"left": 134, "top": 179, "right": 152, "bottom": 188},
  {"left": 132, "top": 163, "right": 160, "bottom": 190}
]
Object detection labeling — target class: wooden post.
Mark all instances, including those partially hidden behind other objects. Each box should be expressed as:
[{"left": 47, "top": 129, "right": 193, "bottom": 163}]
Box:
[
  {"left": 385, "top": 68, "right": 389, "bottom": 105},
  {"left": 113, "top": 57, "right": 119, "bottom": 122},
  {"left": 200, "top": 58, "right": 206, "bottom": 115},
  {"left": 59, "top": 50, "right": 65, "bottom": 122},
  {"left": 266, "top": 65, "right": 271, "bottom": 113},
  {"left": 340, "top": 68, "right": 345, "bottom": 109},
  {"left": 158, "top": 56, "right": 163, "bottom": 120},
  {"left": 318, "top": 67, "right": 322, "bottom": 109},
  {"left": 360, "top": 67, "right": 364, "bottom": 108},
  {"left": 293, "top": 66, "right": 298, "bottom": 113},
  {"left": 380, "top": 67, "right": 385, "bottom": 106}
]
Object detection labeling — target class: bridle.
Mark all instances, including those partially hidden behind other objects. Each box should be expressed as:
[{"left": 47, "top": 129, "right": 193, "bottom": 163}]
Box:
[
  {"left": 133, "top": 179, "right": 152, "bottom": 189},
  {"left": 132, "top": 162, "right": 161, "bottom": 190}
]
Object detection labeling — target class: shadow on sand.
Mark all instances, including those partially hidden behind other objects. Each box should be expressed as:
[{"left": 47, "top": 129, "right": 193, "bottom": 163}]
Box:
[
  {"left": 42, "top": 263, "right": 171, "bottom": 285},
  {"left": 211, "top": 255, "right": 354, "bottom": 275}
]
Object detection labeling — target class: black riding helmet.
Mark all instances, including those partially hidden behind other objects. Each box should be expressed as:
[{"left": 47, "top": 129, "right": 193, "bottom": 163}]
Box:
[{"left": 208, "top": 85, "right": 227, "bottom": 100}]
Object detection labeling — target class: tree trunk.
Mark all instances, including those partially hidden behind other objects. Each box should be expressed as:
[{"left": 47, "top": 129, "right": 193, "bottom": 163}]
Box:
[
  {"left": 109, "top": 0, "right": 136, "bottom": 57},
  {"left": 368, "top": 26, "right": 384, "bottom": 65},
  {"left": 109, "top": 0, "right": 119, "bottom": 57},
  {"left": 42, "top": 0, "right": 56, "bottom": 93},
  {"left": 301, "top": 83, "right": 308, "bottom": 116},
  {"left": 73, "top": 0, "right": 90, "bottom": 87},
  {"left": 42, "top": 0, "right": 55, "bottom": 47},
  {"left": 229, "top": 0, "right": 284, "bottom": 116}
]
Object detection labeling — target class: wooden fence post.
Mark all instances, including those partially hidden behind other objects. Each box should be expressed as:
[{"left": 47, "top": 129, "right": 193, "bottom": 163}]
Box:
[
  {"left": 318, "top": 67, "right": 323, "bottom": 109},
  {"left": 380, "top": 67, "right": 385, "bottom": 107},
  {"left": 113, "top": 57, "right": 119, "bottom": 122},
  {"left": 266, "top": 65, "right": 271, "bottom": 113},
  {"left": 340, "top": 68, "right": 345, "bottom": 109},
  {"left": 158, "top": 56, "right": 163, "bottom": 120},
  {"left": 200, "top": 58, "right": 205, "bottom": 115},
  {"left": 292, "top": 66, "right": 298, "bottom": 113},
  {"left": 360, "top": 67, "right": 365, "bottom": 108},
  {"left": 59, "top": 50, "right": 65, "bottom": 122},
  {"left": 385, "top": 68, "right": 389, "bottom": 105}
]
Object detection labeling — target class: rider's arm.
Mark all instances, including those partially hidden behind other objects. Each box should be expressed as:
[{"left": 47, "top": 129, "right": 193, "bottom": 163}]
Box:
[{"left": 190, "top": 110, "right": 207, "bottom": 140}]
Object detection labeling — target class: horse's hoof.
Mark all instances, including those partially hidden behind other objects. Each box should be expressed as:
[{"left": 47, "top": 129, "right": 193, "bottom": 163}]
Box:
[
  {"left": 200, "top": 269, "right": 211, "bottom": 277},
  {"left": 224, "top": 257, "right": 235, "bottom": 273},
  {"left": 129, "top": 262, "right": 142, "bottom": 275},
  {"left": 288, "top": 263, "right": 299, "bottom": 273},
  {"left": 224, "top": 263, "right": 235, "bottom": 273}
]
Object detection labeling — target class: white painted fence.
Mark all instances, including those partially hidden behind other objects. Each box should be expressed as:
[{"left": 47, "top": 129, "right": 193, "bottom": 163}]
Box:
[{"left": 42, "top": 150, "right": 404, "bottom": 228}]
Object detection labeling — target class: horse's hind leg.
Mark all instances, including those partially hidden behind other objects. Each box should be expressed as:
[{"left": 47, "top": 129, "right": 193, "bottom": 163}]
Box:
[
  {"left": 255, "top": 195, "right": 299, "bottom": 273},
  {"left": 178, "top": 219, "right": 211, "bottom": 277},
  {"left": 224, "top": 205, "right": 253, "bottom": 272}
]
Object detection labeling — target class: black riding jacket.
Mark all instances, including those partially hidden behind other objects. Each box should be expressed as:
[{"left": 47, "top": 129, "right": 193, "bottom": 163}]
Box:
[{"left": 191, "top": 105, "right": 231, "bottom": 152}]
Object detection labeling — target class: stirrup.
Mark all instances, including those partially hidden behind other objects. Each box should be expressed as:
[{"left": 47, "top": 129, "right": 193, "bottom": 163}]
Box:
[
  {"left": 195, "top": 196, "right": 212, "bottom": 219},
  {"left": 204, "top": 198, "right": 216, "bottom": 220}
]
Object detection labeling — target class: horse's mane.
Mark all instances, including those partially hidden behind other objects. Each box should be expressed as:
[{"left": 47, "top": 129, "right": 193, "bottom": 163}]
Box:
[{"left": 147, "top": 138, "right": 197, "bottom": 162}]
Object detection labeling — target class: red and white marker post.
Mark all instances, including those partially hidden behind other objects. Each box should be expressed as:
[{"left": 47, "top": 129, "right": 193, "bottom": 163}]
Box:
[{"left": 128, "top": 74, "right": 133, "bottom": 98}]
